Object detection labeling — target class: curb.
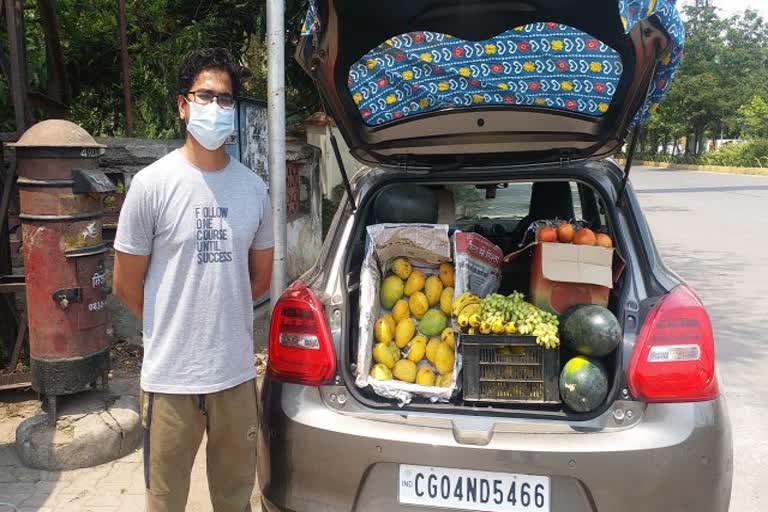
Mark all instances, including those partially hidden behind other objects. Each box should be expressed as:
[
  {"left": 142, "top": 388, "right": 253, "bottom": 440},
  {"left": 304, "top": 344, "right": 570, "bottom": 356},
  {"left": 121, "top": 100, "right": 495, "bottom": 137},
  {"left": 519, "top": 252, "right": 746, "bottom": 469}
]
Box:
[{"left": 615, "top": 159, "right": 768, "bottom": 176}]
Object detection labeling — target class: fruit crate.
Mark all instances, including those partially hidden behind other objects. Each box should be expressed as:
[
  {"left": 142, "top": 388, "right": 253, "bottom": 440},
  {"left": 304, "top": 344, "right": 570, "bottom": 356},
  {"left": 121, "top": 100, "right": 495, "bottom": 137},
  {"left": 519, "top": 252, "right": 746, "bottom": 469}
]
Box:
[{"left": 460, "top": 334, "right": 560, "bottom": 404}]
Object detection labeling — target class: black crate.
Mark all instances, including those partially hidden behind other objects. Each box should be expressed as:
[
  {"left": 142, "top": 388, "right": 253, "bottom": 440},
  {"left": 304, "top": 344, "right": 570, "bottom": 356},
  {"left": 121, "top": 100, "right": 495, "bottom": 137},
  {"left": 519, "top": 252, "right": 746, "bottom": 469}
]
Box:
[{"left": 461, "top": 334, "right": 560, "bottom": 404}]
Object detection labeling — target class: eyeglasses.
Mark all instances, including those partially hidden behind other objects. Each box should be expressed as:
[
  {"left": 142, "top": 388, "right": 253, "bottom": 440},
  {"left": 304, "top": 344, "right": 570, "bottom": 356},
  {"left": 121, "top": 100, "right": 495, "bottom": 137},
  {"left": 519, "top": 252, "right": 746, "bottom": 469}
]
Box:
[{"left": 184, "top": 89, "right": 236, "bottom": 110}]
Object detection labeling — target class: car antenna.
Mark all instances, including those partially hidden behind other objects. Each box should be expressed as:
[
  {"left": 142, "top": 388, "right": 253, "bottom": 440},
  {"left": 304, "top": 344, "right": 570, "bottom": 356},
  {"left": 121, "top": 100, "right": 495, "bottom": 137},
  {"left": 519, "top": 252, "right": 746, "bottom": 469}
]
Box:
[{"left": 617, "top": 127, "right": 640, "bottom": 207}]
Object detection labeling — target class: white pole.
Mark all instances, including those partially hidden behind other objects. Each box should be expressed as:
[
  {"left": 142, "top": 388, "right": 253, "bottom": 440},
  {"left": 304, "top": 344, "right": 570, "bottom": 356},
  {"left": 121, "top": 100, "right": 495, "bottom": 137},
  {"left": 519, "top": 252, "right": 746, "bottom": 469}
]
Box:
[{"left": 267, "top": 0, "right": 287, "bottom": 300}]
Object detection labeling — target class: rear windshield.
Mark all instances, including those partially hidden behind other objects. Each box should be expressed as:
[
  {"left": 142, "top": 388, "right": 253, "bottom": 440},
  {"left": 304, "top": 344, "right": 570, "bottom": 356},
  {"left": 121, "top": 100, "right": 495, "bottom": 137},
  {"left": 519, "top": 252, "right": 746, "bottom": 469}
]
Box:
[
  {"left": 348, "top": 23, "right": 622, "bottom": 126},
  {"left": 450, "top": 182, "right": 601, "bottom": 226}
]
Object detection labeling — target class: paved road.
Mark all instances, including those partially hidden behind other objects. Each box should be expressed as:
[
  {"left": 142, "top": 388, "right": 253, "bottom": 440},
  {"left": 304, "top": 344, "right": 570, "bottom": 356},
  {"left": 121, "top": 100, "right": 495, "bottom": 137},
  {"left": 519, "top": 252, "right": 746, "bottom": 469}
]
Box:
[{"left": 631, "top": 167, "right": 768, "bottom": 512}]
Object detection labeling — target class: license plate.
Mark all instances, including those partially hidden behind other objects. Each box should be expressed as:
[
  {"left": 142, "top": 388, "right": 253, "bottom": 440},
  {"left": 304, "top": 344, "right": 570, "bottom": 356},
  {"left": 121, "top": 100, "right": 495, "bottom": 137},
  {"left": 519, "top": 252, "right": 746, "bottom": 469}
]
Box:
[{"left": 399, "top": 465, "right": 550, "bottom": 512}]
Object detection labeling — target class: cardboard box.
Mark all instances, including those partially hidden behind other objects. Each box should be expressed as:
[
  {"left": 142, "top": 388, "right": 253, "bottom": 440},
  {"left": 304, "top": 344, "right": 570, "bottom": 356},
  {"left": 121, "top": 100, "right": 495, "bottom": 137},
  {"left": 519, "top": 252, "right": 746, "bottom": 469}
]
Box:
[{"left": 529, "top": 242, "right": 621, "bottom": 314}]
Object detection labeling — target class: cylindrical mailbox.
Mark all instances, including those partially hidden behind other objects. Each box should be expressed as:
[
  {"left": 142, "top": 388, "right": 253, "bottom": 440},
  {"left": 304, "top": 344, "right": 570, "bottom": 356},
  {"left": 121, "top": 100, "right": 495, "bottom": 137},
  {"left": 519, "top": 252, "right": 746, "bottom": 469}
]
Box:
[{"left": 9, "top": 120, "right": 115, "bottom": 421}]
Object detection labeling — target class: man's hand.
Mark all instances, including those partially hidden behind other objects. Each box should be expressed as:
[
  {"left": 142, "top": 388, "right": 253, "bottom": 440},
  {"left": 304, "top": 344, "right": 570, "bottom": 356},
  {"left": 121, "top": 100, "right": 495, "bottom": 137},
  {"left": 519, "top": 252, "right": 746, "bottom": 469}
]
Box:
[
  {"left": 249, "top": 248, "right": 274, "bottom": 300},
  {"left": 113, "top": 251, "right": 150, "bottom": 320}
]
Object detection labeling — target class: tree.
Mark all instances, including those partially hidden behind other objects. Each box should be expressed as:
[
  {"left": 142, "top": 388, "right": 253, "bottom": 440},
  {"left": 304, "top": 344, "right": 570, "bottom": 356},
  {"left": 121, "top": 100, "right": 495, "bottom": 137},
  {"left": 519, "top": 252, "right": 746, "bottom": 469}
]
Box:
[
  {"left": 737, "top": 96, "right": 768, "bottom": 139},
  {"left": 36, "top": 0, "right": 67, "bottom": 105}
]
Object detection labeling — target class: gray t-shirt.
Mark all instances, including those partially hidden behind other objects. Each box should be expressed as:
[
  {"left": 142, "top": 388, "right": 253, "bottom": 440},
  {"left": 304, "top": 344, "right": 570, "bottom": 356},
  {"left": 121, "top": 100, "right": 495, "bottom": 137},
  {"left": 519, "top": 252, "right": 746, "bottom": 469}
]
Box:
[{"left": 114, "top": 150, "right": 274, "bottom": 394}]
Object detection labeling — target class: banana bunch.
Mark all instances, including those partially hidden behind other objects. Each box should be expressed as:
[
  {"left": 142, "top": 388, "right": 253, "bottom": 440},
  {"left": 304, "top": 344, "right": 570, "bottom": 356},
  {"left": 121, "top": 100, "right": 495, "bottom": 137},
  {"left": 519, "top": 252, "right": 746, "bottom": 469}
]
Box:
[
  {"left": 452, "top": 292, "right": 481, "bottom": 317},
  {"left": 456, "top": 303, "right": 480, "bottom": 329},
  {"left": 458, "top": 291, "right": 561, "bottom": 349},
  {"left": 451, "top": 292, "right": 478, "bottom": 326}
]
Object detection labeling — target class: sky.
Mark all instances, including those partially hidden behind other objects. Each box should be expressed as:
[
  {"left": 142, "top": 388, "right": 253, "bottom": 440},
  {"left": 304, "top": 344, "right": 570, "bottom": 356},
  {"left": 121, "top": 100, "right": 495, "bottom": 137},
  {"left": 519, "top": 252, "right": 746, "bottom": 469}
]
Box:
[{"left": 682, "top": 0, "right": 768, "bottom": 18}]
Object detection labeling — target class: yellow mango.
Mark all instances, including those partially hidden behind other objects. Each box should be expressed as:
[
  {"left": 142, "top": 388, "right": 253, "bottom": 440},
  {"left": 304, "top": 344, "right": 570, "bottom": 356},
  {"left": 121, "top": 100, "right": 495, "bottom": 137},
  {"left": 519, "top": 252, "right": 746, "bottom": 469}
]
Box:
[
  {"left": 404, "top": 270, "right": 426, "bottom": 296},
  {"left": 435, "top": 341, "right": 456, "bottom": 375},
  {"left": 426, "top": 337, "right": 441, "bottom": 365},
  {"left": 437, "top": 373, "right": 453, "bottom": 388},
  {"left": 441, "top": 327, "right": 455, "bottom": 350},
  {"left": 425, "top": 276, "right": 444, "bottom": 307},
  {"left": 439, "top": 262, "right": 455, "bottom": 288},
  {"left": 373, "top": 342, "right": 396, "bottom": 369},
  {"left": 380, "top": 275, "right": 405, "bottom": 309},
  {"left": 395, "top": 318, "right": 417, "bottom": 348},
  {"left": 370, "top": 363, "right": 393, "bottom": 381},
  {"left": 440, "top": 287, "right": 454, "bottom": 316},
  {"left": 409, "top": 292, "right": 430, "bottom": 319},
  {"left": 392, "top": 299, "right": 410, "bottom": 323},
  {"left": 407, "top": 335, "right": 427, "bottom": 363},
  {"left": 393, "top": 359, "right": 417, "bottom": 383},
  {"left": 374, "top": 315, "right": 395, "bottom": 344},
  {"left": 416, "top": 367, "right": 436, "bottom": 386},
  {"left": 391, "top": 257, "right": 413, "bottom": 280}
]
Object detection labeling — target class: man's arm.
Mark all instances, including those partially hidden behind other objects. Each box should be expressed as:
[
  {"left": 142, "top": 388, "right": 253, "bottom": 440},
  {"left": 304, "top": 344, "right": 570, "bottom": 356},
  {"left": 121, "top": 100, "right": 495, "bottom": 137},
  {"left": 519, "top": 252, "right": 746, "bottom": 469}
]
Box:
[
  {"left": 249, "top": 248, "right": 274, "bottom": 300},
  {"left": 113, "top": 251, "right": 150, "bottom": 320}
]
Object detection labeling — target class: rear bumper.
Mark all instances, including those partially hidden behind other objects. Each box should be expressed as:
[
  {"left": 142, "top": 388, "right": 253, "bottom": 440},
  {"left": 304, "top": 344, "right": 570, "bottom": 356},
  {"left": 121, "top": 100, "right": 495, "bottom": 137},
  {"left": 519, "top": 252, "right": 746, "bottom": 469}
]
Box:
[{"left": 258, "top": 379, "right": 732, "bottom": 512}]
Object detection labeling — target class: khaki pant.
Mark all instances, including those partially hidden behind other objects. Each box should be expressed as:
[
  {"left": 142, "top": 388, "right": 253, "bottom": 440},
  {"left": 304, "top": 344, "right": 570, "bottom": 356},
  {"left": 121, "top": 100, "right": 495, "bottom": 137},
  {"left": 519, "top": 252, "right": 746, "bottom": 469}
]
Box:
[{"left": 140, "top": 379, "right": 259, "bottom": 512}]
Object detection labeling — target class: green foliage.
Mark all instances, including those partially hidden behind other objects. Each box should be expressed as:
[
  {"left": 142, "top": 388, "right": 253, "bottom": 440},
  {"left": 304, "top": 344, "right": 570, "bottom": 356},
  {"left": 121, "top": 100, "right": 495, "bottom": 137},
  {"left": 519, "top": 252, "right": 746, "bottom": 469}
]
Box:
[
  {"left": 0, "top": 0, "right": 317, "bottom": 137},
  {"left": 645, "top": 6, "right": 768, "bottom": 154},
  {"left": 737, "top": 97, "right": 768, "bottom": 140},
  {"left": 0, "top": 77, "right": 13, "bottom": 132},
  {"left": 701, "top": 140, "right": 768, "bottom": 168},
  {"left": 625, "top": 140, "right": 768, "bottom": 168}
]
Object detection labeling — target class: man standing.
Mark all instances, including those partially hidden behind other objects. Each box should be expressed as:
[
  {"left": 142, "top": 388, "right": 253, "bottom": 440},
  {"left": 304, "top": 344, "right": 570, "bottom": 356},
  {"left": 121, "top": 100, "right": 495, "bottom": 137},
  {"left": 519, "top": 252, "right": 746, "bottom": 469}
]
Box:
[{"left": 113, "top": 48, "right": 273, "bottom": 512}]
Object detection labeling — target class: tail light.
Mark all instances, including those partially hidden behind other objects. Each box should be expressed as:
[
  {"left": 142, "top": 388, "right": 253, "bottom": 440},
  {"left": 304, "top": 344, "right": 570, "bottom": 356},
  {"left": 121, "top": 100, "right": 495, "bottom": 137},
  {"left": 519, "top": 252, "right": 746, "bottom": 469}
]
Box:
[
  {"left": 627, "top": 286, "right": 718, "bottom": 402},
  {"left": 268, "top": 281, "right": 336, "bottom": 386}
]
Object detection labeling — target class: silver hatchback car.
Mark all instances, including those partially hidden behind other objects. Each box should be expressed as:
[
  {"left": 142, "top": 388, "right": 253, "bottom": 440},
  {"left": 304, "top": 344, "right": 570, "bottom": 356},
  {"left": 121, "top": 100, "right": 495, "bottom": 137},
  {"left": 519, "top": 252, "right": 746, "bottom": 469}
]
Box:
[{"left": 258, "top": 1, "right": 733, "bottom": 511}]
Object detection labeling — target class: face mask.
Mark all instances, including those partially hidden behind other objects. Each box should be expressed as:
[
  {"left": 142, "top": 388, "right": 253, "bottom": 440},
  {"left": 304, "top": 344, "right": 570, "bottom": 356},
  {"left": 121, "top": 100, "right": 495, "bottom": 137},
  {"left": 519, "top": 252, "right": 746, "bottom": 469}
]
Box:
[{"left": 185, "top": 100, "right": 235, "bottom": 151}]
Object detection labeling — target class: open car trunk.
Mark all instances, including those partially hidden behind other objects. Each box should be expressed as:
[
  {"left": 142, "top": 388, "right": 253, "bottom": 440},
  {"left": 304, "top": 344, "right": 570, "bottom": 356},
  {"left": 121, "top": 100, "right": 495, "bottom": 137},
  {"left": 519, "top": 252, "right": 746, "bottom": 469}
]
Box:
[
  {"left": 341, "top": 171, "right": 631, "bottom": 419},
  {"left": 298, "top": 0, "right": 684, "bottom": 168}
]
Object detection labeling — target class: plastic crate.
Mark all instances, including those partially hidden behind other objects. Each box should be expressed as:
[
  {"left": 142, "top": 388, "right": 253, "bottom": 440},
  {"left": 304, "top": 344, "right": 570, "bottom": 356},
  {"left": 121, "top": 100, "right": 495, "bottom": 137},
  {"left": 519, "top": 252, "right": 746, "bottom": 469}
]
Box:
[{"left": 461, "top": 334, "right": 560, "bottom": 404}]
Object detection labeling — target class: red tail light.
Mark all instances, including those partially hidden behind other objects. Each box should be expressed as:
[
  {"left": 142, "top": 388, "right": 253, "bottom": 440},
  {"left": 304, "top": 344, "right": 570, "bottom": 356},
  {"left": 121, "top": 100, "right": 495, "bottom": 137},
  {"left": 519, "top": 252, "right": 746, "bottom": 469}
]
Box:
[
  {"left": 268, "top": 281, "right": 336, "bottom": 386},
  {"left": 627, "top": 286, "right": 718, "bottom": 402}
]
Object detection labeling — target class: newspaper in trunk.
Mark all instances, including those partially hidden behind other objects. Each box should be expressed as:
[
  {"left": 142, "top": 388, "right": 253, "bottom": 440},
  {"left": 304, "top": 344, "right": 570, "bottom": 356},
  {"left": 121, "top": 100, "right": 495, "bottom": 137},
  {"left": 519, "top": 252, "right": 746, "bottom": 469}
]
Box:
[
  {"left": 452, "top": 231, "right": 504, "bottom": 299},
  {"left": 356, "top": 224, "right": 456, "bottom": 404}
]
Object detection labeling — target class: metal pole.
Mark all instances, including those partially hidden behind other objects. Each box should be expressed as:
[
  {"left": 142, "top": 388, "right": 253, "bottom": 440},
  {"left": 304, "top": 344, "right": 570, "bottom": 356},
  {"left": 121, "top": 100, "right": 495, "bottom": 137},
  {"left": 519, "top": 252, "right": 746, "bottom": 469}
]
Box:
[
  {"left": 117, "top": 0, "right": 134, "bottom": 136},
  {"left": 267, "top": 0, "right": 287, "bottom": 299}
]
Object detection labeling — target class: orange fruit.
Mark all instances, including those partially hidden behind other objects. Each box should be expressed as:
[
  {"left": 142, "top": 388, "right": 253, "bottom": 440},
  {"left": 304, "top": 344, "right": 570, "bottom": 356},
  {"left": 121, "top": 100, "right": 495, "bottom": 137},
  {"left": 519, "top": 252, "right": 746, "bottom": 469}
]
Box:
[
  {"left": 557, "top": 223, "right": 575, "bottom": 243},
  {"left": 537, "top": 226, "right": 558, "bottom": 243},
  {"left": 573, "top": 228, "right": 597, "bottom": 246},
  {"left": 596, "top": 233, "right": 613, "bottom": 248}
]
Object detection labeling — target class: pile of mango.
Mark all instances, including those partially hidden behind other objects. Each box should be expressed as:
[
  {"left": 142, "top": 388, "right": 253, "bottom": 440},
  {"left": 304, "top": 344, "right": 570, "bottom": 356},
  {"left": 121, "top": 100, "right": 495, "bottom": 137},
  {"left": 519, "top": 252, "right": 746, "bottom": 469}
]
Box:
[{"left": 370, "top": 258, "right": 458, "bottom": 387}]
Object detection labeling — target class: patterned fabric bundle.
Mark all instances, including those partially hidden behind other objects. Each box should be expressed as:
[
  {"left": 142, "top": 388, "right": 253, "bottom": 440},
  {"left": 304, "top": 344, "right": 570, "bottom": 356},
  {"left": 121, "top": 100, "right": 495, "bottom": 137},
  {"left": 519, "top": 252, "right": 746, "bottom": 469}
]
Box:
[{"left": 302, "top": 0, "right": 684, "bottom": 127}]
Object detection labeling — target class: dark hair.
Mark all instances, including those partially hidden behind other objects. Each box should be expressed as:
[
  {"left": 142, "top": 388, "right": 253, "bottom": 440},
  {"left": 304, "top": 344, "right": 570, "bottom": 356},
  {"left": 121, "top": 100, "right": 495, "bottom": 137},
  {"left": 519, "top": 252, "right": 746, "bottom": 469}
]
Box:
[{"left": 177, "top": 47, "right": 241, "bottom": 97}]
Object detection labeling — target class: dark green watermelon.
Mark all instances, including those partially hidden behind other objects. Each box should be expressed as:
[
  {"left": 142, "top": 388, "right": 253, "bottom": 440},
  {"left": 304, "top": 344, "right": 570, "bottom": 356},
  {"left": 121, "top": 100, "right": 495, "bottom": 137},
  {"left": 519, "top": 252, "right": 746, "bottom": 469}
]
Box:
[
  {"left": 561, "top": 304, "right": 622, "bottom": 357},
  {"left": 559, "top": 356, "right": 608, "bottom": 413}
]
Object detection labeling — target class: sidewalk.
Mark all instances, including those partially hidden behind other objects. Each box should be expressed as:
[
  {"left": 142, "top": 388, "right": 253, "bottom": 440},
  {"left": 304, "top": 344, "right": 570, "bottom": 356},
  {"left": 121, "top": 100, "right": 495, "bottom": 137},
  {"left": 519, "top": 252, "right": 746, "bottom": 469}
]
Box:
[
  {"left": 0, "top": 437, "right": 261, "bottom": 512},
  {"left": 0, "top": 373, "right": 261, "bottom": 511}
]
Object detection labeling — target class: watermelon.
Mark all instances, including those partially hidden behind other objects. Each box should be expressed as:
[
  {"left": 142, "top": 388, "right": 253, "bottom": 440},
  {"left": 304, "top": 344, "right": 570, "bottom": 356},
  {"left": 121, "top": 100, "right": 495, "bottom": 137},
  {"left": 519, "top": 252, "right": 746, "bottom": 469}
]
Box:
[
  {"left": 560, "top": 304, "right": 622, "bottom": 357},
  {"left": 559, "top": 356, "right": 609, "bottom": 413}
]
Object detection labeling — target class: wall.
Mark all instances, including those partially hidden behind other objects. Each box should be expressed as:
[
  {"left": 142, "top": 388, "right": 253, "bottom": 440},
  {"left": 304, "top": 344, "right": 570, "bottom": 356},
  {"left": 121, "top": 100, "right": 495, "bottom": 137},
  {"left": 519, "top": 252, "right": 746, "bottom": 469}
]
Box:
[{"left": 305, "top": 120, "right": 368, "bottom": 198}]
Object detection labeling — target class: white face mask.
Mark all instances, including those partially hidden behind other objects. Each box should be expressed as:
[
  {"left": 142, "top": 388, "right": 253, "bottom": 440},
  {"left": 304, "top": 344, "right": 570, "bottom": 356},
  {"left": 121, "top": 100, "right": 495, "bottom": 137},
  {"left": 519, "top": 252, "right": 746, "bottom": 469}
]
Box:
[{"left": 185, "top": 99, "right": 235, "bottom": 151}]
